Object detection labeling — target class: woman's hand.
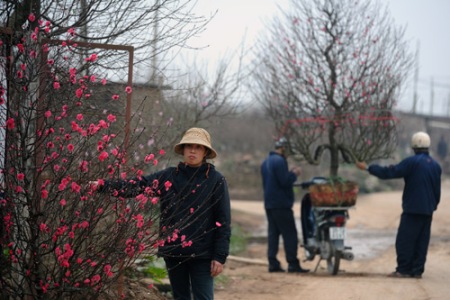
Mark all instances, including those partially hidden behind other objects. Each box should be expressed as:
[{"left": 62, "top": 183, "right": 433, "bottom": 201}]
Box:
[
  {"left": 210, "top": 260, "right": 224, "bottom": 277},
  {"left": 88, "top": 181, "right": 99, "bottom": 191}
]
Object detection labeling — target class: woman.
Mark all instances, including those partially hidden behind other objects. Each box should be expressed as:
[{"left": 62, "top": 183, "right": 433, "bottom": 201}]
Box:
[{"left": 93, "top": 128, "right": 231, "bottom": 300}]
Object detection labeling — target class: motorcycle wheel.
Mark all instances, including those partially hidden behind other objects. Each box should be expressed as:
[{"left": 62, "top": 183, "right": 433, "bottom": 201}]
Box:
[{"left": 327, "top": 250, "right": 341, "bottom": 275}]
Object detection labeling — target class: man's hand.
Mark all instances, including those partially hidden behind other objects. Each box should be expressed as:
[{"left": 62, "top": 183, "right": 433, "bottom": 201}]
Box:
[
  {"left": 356, "top": 161, "right": 368, "bottom": 171},
  {"left": 291, "top": 166, "right": 301, "bottom": 176},
  {"left": 210, "top": 260, "right": 224, "bottom": 277}
]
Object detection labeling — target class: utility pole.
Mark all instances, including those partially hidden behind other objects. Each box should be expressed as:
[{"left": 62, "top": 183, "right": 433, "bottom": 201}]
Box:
[
  {"left": 430, "top": 77, "right": 434, "bottom": 116},
  {"left": 447, "top": 92, "right": 450, "bottom": 117},
  {"left": 80, "top": 0, "right": 88, "bottom": 76},
  {"left": 412, "top": 41, "right": 420, "bottom": 114},
  {"left": 151, "top": 0, "right": 159, "bottom": 84}
]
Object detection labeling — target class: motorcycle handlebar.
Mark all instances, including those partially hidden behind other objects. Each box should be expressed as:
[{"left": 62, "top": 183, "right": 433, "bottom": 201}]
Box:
[{"left": 294, "top": 176, "right": 329, "bottom": 190}]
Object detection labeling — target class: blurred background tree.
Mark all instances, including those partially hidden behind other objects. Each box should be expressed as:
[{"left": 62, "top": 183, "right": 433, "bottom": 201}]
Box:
[{"left": 249, "top": 0, "right": 413, "bottom": 177}]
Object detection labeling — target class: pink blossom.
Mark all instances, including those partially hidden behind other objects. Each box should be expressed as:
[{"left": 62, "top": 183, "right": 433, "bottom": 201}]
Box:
[
  {"left": 216, "top": 222, "right": 222, "bottom": 227},
  {"left": 159, "top": 149, "right": 165, "bottom": 156},
  {"left": 164, "top": 181, "right": 172, "bottom": 191},
  {"left": 112, "top": 94, "right": 119, "bottom": 100},
  {"left": 67, "top": 144, "right": 74, "bottom": 152},
  {"left": 125, "top": 86, "right": 132, "bottom": 94},
  {"left": 80, "top": 221, "right": 89, "bottom": 229},
  {"left": 153, "top": 159, "right": 158, "bottom": 166},
  {"left": 67, "top": 28, "right": 75, "bottom": 36},
  {"left": 182, "top": 240, "right": 193, "bottom": 248},
  {"left": 76, "top": 114, "right": 83, "bottom": 121},
  {"left": 58, "top": 182, "right": 67, "bottom": 191},
  {"left": 104, "top": 264, "right": 113, "bottom": 277},
  {"left": 75, "top": 88, "right": 83, "bottom": 98},
  {"left": 39, "top": 223, "right": 49, "bottom": 232},
  {"left": 91, "top": 274, "right": 101, "bottom": 284},
  {"left": 90, "top": 75, "right": 96, "bottom": 82},
  {"left": 6, "top": 118, "right": 15, "bottom": 129},
  {"left": 60, "top": 199, "right": 66, "bottom": 206},
  {"left": 144, "top": 153, "right": 155, "bottom": 163},
  {"left": 98, "top": 120, "right": 108, "bottom": 128},
  {"left": 28, "top": 13, "right": 36, "bottom": 22},
  {"left": 17, "top": 44, "right": 24, "bottom": 53},
  {"left": 107, "top": 114, "right": 116, "bottom": 122},
  {"left": 101, "top": 78, "right": 107, "bottom": 85},
  {"left": 98, "top": 151, "right": 108, "bottom": 162},
  {"left": 17, "top": 173, "right": 25, "bottom": 181},
  {"left": 71, "top": 182, "right": 81, "bottom": 193},
  {"left": 72, "top": 121, "right": 79, "bottom": 131},
  {"left": 134, "top": 214, "right": 144, "bottom": 228},
  {"left": 79, "top": 160, "right": 88, "bottom": 172},
  {"left": 41, "top": 190, "right": 48, "bottom": 199}
]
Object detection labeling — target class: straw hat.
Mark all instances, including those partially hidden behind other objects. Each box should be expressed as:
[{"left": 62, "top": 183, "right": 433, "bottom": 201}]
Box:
[{"left": 174, "top": 127, "right": 217, "bottom": 159}]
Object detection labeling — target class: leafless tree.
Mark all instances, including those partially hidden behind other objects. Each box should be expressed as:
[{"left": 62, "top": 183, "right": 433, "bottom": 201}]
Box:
[
  {"left": 1, "top": 0, "right": 213, "bottom": 79},
  {"left": 250, "top": 0, "right": 413, "bottom": 177}
]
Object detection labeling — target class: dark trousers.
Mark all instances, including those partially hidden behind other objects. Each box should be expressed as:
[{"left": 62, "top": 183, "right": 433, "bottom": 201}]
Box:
[
  {"left": 164, "top": 258, "right": 213, "bottom": 300},
  {"left": 265, "top": 208, "right": 300, "bottom": 268},
  {"left": 396, "top": 213, "right": 432, "bottom": 276},
  {"left": 300, "top": 194, "right": 314, "bottom": 244}
]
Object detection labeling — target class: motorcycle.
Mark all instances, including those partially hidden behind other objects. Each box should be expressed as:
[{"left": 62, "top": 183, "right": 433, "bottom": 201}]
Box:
[{"left": 297, "top": 177, "right": 355, "bottom": 275}]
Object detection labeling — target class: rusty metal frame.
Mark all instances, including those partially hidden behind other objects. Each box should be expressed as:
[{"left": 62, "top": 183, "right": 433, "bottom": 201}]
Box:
[{"left": 42, "top": 38, "right": 135, "bottom": 150}]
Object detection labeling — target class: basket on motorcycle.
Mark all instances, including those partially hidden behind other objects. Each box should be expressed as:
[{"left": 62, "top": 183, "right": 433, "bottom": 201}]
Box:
[{"left": 308, "top": 180, "right": 358, "bottom": 207}]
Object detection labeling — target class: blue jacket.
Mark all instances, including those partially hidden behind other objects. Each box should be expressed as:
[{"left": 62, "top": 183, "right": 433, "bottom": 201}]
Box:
[
  {"left": 261, "top": 151, "right": 298, "bottom": 209},
  {"left": 101, "top": 162, "right": 231, "bottom": 264},
  {"left": 368, "top": 152, "right": 441, "bottom": 215}
]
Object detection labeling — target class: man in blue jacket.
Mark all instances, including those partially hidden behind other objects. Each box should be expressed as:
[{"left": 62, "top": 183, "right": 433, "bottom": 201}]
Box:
[
  {"left": 356, "top": 131, "right": 441, "bottom": 279},
  {"left": 261, "top": 138, "right": 309, "bottom": 273}
]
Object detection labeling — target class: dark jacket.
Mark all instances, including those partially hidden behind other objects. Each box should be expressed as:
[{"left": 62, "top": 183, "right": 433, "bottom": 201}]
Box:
[
  {"left": 101, "top": 162, "right": 231, "bottom": 264},
  {"left": 261, "top": 151, "right": 298, "bottom": 209},
  {"left": 368, "top": 152, "right": 441, "bottom": 215}
]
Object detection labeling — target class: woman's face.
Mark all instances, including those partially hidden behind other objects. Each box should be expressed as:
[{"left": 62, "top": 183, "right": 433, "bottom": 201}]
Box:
[{"left": 183, "top": 143, "right": 207, "bottom": 167}]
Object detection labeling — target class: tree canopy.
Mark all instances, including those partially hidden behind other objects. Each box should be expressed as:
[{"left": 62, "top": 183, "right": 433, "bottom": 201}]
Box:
[{"left": 250, "top": 0, "right": 413, "bottom": 176}]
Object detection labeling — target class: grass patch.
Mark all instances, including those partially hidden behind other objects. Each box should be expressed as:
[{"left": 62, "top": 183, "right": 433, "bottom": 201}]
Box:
[{"left": 230, "top": 223, "right": 248, "bottom": 255}]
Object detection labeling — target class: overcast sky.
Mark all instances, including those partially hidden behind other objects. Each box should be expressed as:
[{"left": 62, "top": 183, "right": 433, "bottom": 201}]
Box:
[{"left": 187, "top": 0, "right": 450, "bottom": 116}]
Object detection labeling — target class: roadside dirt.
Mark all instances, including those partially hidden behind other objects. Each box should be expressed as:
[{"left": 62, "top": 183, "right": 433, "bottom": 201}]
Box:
[
  {"left": 120, "top": 180, "right": 450, "bottom": 299},
  {"left": 215, "top": 179, "right": 450, "bottom": 300}
]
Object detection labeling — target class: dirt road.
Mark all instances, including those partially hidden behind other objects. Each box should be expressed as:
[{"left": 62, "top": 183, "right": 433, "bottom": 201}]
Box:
[{"left": 215, "top": 180, "right": 450, "bottom": 300}]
